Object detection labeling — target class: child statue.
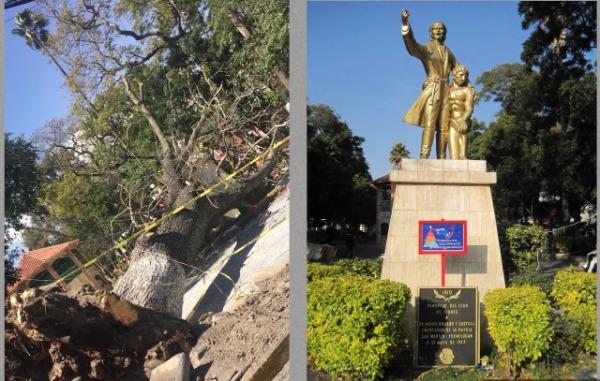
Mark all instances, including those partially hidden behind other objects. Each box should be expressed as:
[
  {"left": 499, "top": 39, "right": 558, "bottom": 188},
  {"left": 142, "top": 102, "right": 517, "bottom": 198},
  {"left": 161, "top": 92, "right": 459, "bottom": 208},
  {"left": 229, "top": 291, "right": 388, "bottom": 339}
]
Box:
[{"left": 447, "top": 64, "right": 476, "bottom": 160}]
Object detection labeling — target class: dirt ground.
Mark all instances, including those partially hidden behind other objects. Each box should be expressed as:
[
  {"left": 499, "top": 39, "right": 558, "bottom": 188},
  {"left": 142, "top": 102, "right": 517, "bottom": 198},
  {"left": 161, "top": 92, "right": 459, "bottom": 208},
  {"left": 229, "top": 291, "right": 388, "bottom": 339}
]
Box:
[
  {"left": 5, "top": 266, "right": 290, "bottom": 381},
  {"left": 5, "top": 290, "right": 195, "bottom": 381},
  {"left": 189, "top": 265, "right": 289, "bottom": 380}
]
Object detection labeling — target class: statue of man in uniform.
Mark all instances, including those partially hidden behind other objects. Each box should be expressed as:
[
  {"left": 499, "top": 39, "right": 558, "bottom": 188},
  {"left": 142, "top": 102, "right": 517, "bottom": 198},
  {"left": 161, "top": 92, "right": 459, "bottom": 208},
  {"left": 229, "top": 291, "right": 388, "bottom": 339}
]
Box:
[{"left": 400, "top": 9, "right": 458, "bottom": 159}]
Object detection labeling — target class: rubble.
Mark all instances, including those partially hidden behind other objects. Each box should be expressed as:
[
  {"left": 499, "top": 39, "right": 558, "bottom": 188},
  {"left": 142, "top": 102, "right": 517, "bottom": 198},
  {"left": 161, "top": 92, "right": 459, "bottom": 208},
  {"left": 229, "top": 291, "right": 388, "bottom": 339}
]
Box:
[{"left": 5, "top": 290, "right": 195, "bottom": 381}]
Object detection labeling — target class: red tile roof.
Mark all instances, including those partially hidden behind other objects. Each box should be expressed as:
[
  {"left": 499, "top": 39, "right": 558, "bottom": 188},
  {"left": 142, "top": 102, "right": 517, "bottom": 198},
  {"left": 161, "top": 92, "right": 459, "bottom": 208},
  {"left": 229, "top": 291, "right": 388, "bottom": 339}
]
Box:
[
  {"left": 9, "top": 240, "right": 78, "bottom": 294},
  {"left": 373, "top": 174, "right": 390, "bottom": 184}
]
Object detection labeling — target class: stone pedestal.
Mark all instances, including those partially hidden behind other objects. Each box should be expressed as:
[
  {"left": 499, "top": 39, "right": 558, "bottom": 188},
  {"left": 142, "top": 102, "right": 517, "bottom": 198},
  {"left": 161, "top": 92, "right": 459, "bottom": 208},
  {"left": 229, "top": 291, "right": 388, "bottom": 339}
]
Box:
[{"left": 381, "top": 159, "right": 505, "bottom": 354}]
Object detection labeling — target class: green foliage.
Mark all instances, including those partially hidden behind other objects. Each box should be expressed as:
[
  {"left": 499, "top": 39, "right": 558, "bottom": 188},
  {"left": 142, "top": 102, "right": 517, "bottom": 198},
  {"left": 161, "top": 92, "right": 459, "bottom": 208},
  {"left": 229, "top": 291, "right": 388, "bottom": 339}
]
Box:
[
  {"left": 519, "top": 1, "right": 596, "bottom": 78},
  {"left": 4, "top": 247, "right": 22, "bottom": 292},
  {"left": 484, "top": 285, "right": 553, "bottom": 374},
  {"left": 307, "top": 275, "right": 411, "bottom": 380},
  {"left": 389, "top": 142, "right": 410, "bottom": 165},
  {"left": 307, "top": 258, "right": 382, "bottom": 281},
  {"left": 208, "top": 0, "right": 288, "bottom": 89},
  {"left": 5, "top": 135, "right": 40, "bottom": 233},
  {"left": 543, "top": 313, "right": 580, "bottom": 364},
  {"left": 307, "top": 104, "right": 375, "bottom": 228},
  {"left": 18, "top": 0, "right": 289, "bottom": 265},
  {"left": 12, "top": 9, "right": 49, "bottom": 50},
  {"left": 552, "top": 267, "right": 596, "bottom": 312},
  {"left": 508, "top": 268, "right": 554, "bottom": 298},
  {"left": 551, "top": 267, "right": 596, "bottom": 353},
  {"left": 560, "top": 305, "right": 596, "bottom": 354},
  {"left": 4, "top": 135, "right": 43, "bottom": 293},
  {"left": 505, "top": 225, "right": 547, "bottom": 270},
  {"left": 307, "top": 262, "right": 347, "bottom": 281},
  {"left": 472, "top": 2, "right": 597, "bottom": 227},
  {"left": 334, "top": 258, "right": 382, "bottom": 278},
  {"left": 416, "top": 367, "right": 484, "bottom": 381},
  {"left": 25, "top": 173, "right": 127, "bottom": 257}
]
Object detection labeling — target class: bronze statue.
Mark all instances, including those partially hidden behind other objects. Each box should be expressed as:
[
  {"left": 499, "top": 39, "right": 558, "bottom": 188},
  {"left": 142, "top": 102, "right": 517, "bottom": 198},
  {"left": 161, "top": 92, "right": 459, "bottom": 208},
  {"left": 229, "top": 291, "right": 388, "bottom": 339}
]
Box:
[
  {"left": 400, "top": 9, "right": 457, "bottom": 159},
  {"left": 447, "top": 65, "right": 476, "bottom": 160}
]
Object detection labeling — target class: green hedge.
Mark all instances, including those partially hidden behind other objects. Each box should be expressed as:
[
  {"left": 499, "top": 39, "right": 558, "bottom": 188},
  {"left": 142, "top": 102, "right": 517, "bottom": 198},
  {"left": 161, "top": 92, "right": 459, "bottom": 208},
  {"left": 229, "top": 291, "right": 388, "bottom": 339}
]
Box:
[
  {"left": 505, "top": 225, "right": 547, "bottom": 270},
  {"left": 307, "top": 262, "right": 348, "bottom": 281},
  {"left": 484, "top": 285, "right": 553, "bottom": 374},
  {"left": 552, "top": 267, "right": 596, "bottom": 311},
  {"left": 551, "top": 267, "right": 597, "bottom": 353},
  {"left": 307, "top": 258, "right": 382, "bottom": 281},
  {"left": 307, "top": 275, "right": 411, "bottom": 380}
]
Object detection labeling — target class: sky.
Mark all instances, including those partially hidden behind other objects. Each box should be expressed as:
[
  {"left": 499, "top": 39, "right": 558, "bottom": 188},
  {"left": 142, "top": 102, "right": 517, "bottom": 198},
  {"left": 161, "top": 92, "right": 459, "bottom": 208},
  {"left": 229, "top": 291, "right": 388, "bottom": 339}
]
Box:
[
  {"left": 4, "top": 4, "right": 71, "bottom": 139},
  {"left": 5, "top": 4, "right": 72, "bottom": 250},
  {"left": 308, "top": 1, "right": 532, "bottom": 179}
]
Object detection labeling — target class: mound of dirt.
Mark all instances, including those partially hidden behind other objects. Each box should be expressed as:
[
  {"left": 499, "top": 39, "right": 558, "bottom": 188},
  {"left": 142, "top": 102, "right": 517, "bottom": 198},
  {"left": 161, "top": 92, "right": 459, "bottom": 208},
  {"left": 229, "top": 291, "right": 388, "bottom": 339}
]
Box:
[
  {"left": 5, "top": 290, "right": 195, "bottom": 381},
  {"left": 190, "top": 265, "right": 289, "bottom": 380}
]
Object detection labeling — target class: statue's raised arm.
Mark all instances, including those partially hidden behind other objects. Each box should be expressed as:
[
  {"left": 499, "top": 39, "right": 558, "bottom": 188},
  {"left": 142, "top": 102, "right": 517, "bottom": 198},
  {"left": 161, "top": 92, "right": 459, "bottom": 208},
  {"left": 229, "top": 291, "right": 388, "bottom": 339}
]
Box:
[{"left": 400, "top": 9, "right": 427, "bottom": 60}]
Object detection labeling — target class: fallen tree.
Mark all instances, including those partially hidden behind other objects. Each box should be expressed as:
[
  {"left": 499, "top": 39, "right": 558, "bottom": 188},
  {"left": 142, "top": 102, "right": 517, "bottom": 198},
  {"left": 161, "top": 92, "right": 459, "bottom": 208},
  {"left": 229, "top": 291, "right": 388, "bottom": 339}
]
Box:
[{"left": 17, "top": 0, "right": 289, "bottom": 317}]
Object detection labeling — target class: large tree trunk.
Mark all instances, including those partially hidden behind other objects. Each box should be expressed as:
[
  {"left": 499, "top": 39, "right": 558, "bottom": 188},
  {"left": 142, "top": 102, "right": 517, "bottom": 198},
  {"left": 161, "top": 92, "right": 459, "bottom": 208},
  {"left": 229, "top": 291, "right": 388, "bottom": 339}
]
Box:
[
  {"left": 112, "top": 159, "right": 278, "bottom": 317},
  {"left": 112, "top": 239, "right": 187, "bottom": 317}
]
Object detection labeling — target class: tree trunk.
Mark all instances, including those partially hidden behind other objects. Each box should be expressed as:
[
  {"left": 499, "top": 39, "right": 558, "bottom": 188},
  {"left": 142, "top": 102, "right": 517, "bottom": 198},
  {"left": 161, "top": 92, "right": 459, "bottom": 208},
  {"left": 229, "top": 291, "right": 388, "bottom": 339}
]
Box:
[
  {"left": 112, "top": 238, "right": 187, "bottom": 317},
  {"left": 113, "top": 159, "right": 278, "bottom": 317}
]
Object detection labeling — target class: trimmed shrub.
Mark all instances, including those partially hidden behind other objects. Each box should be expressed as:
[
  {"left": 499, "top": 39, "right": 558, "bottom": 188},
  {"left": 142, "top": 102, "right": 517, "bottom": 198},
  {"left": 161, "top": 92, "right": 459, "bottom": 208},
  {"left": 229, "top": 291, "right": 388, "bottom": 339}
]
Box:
[
  {"left": 552, "top": 267, "right": 596, "bottom": 311},
  {"left": 307, "top": 258, "right": 382, "bottom": 281},
  {"left": 484, "top": 285, "right": 553, "bottom": 375},
  {"left": 307, "top": 275, "right": 411, "bottom": 380},
  {"left": 334, "top": 258, "right": 382, "bottom": 278},
  {"left": 307, "top": 262, "right": 347, "bottom": 281},
  {"left": 562, "top": 305, "right": 596, "bottom": 353},
  {"left": 416, "top": 367, "right": 482, "bottom": 381},
  {"left": 543, "top": 314, "right": 579, "bottom": 364},
  {"left": 552, "top": 267, "right": 597, "bottom": 353},
  {"left": 505, "top": 225, "right": 547, "bottom": 270}
]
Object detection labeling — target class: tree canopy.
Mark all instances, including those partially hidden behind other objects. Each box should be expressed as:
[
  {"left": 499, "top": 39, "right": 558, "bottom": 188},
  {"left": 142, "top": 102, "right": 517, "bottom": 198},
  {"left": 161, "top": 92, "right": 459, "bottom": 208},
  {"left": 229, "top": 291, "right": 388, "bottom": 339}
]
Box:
[
  {"left": 308, "top": 104, "right": 375, "bottom": 229},
  {"left": 12, "top": 1, "right": 288, "bottom": 309},
  {"left": 389, "top": 143, "right": 410, "bottom": 165},
  {"left": 5, "top": 135, "right": 41, "bottom": 235},
  {"left": 470, "top": 1, "right": 596, "bottom": 226},
  {"left": 5, "top": 134, "right": 42, "bottom": 288}
]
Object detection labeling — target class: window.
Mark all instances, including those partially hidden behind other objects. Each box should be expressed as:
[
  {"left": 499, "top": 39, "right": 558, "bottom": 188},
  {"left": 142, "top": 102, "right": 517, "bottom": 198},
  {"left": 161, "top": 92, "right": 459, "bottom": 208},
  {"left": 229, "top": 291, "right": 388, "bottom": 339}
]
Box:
[
  {"left": 29, "top": 270, "right": 55, "bottom": 288},
  {"left": 51, "top": 256, "right": 81, "bottom": 282}
]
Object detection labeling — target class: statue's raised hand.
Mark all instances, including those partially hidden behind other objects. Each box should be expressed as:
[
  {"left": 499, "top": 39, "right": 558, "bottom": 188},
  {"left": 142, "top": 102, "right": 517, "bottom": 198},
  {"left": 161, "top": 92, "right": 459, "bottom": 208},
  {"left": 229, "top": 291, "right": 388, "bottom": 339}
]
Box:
[{"left": 401, "top": 9, "right": 409, "bottom": 26}]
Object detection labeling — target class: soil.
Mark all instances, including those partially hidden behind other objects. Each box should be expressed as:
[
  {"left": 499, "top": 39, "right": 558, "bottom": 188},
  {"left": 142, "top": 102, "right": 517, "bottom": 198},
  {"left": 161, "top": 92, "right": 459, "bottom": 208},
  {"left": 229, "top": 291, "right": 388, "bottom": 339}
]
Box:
[
  {"left": 5, "top": 290, "right": 196, "bottom": 381},
  {"left": 189, "top": 265, "right": 289, "bottom": 380}
]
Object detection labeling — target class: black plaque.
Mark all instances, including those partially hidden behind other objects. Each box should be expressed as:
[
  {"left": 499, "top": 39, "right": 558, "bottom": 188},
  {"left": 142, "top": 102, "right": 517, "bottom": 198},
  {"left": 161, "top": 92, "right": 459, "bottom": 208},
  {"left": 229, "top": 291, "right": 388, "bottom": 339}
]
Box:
[{"left": 415, "top": 287, "right": 479, "bottom": 367}]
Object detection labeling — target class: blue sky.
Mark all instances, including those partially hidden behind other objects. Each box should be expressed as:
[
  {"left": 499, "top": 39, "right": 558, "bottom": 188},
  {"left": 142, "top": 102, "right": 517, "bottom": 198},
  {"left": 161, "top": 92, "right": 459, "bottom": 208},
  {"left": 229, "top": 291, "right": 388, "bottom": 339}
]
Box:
[
  {"left": 308, "top": 1, "right": 532, "bottom": 178},
  {"left": 4, "top": 5, "right": 71, "bottom": 139}
]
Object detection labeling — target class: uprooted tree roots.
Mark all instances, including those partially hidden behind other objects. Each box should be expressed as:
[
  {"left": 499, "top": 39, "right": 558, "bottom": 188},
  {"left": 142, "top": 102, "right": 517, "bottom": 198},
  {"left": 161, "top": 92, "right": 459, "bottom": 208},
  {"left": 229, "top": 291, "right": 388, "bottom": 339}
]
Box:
[{"left": 5, "top": 289, "right": 195, "bottom": 381}]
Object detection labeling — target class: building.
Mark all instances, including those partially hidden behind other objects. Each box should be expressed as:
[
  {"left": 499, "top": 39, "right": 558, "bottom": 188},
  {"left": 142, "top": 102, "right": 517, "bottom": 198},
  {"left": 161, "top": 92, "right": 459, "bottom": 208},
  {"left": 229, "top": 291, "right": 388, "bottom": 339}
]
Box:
[{"left": 9, "top": 240, "right": 108, "bottom": 295}]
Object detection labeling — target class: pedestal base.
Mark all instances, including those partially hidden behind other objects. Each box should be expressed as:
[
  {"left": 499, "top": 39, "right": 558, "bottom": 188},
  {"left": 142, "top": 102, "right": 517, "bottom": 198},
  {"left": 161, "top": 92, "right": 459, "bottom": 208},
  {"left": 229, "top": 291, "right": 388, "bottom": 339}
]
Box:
[{"left": 381, "top": 159, "right": 506, "bottom": 355}]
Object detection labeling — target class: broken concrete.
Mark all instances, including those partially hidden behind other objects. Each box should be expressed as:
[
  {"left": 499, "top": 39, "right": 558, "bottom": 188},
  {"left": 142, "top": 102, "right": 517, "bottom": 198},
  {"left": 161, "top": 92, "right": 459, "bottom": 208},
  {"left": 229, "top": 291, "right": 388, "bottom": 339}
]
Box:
[{"left": 150, "top": 353, "right": 190, "bottom": 381}]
